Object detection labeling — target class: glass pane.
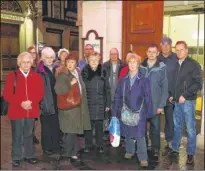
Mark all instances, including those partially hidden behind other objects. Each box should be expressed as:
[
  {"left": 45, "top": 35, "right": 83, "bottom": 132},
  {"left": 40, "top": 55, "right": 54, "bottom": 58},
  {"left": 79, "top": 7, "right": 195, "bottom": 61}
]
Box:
[
  {"left": 169, "top": 14, "right": 198, "bottom": 47},
  {"left": 163, "top": 15, "right": 170, "bottom": 37},
  {"left": 199, "top": 14, "right": 204, "bottom": 69}
]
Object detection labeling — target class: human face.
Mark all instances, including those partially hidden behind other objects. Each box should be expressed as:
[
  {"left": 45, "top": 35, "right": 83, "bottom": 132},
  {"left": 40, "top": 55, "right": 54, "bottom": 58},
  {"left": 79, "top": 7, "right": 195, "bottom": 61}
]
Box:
[
  {"left": 60, "top": 51, "right": 68, "bottom": 62},
  {"left": 147, "top": 47, "right": 158, "bottom": 60},
  {"left": 66, "top": 59, "right": 77, "bottom": 72},
  {"left": 20, "top": 55, "right": 32, "bottom": 72},
  {"left": 43, "top": 56, "right": 54, "bottom": 66},
  {"left": 84, "top": 45, "right": 94, "bottom": 57},
  {"left": 29, "top": 48, "right": 37, "bottom": 60},
  {"left": 161, "top": 42, "right": 171, "bottom": 56},
  {"left": 88, "top": 56, "right": 100, "bottom": 70},
  {"left": 128, "top": 58, "right": 139, "bottom": 72},
  {"left": 110, "top": 49, "right": 118, "bottom": 62},
  {"left": 175, "top": 44, "right": 188, "bottom": 60}
]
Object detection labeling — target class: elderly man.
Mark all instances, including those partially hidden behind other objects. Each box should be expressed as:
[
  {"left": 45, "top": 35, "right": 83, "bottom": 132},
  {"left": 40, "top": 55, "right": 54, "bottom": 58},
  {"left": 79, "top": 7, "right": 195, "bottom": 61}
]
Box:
[
  {"left": 103, "top": 48, "right": 125, "bottom": 107},
  {"left": 169, "top": 41, "right": 202, "bottom": 164},
  {"left": 158, "top": 37, "right": 178, "bottom": 152},
  {"left": 78, "top": 44, "right": 94, "bottom": 70},
  {"left": 3, "top": 52, "right": 44, "bottom": 167}
]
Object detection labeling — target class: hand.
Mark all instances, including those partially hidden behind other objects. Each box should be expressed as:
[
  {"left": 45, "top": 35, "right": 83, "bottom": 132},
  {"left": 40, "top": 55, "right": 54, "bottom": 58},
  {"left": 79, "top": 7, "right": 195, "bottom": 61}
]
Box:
[
  {"left": 179, "top": 96, "right": 185, "bottom": 104},
  {"left": 71, "top": 78, "right": 77, "bottom": 86},
  {"left": 169, "top": 97, "right": 174, "bottom": 103},
  {"left": 21, "top": 101, "right": 32, "bottom": 110},
  {"left": 156, "top": 108, "right": 163, "bottom": 114},
  {"left": 105, "top": 107, "right": 110, "bottom": 112}
]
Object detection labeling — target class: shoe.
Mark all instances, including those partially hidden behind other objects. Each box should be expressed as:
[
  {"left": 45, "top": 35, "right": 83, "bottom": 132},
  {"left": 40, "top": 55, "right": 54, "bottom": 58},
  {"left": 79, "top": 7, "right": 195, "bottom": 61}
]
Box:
[
  {"left": 140, "top": 160, "right": 148, "bottom": 167},
  {"left": 33, "top": 136, "right": 39, "bottom": 144},
  {"left": 70, "top": 157, "right": 82, "bottom": 163},
  {"left": 12, "top": 160, "right": 20, "bottom": 167},
  {"left": 24, "top": 158, "right": 38, "bottom": 164},
  {"left": 44, "top": 150, "right": 53, "bottom": 155},
  {"left": 98, "top": 146, "right": 104, "bottom": 153},
  {"left": 124, "top": 153, "right": 134, "bottom": 159},
  {"left": 83, "top": 147, "right": 90, "bottom": 153},
  {"left": 153, "top": 150, "right": 159, "bottom": 157},
  {"left": 186, "top": 155, "right": 194, "bottom": 164},
  {"left": 168, "top": 150, "right": 179, "bottom": 156},
  {"left": 162, "top": 146, "right": 172, "bottom": 156}
]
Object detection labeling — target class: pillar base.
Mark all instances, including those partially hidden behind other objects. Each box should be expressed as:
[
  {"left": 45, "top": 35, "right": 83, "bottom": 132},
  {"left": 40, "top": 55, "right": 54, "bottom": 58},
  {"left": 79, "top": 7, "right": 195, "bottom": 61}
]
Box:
[{"left": 196, "top": 133, "right": 204, "bottom": 149}]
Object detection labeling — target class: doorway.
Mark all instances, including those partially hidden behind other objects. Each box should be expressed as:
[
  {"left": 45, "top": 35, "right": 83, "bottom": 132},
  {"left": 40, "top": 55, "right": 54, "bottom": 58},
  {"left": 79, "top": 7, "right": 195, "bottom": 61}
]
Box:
[{"left": 0, "top": 23, "right": 20, "bottom": 71}]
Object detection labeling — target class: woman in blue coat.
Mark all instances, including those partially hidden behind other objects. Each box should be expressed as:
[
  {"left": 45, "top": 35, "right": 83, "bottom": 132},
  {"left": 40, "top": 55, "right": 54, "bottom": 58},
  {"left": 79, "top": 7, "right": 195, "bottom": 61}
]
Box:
[{"left": 112, "top": 53, "right": 153, "bottom": 167}]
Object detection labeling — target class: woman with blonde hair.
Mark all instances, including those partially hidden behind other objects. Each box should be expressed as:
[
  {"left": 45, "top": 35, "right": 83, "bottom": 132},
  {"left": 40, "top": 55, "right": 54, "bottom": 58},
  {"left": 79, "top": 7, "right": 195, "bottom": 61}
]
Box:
[
  {"left": 36, "top": 47, "right": 60, "bottom": 155},
  {"left": 55, "top": 53, "right": 91, "bottom": 163},
  {"left": 112, "top": 53, "right": 153, "bottom": 167},
  {"left": 81, "top": 52, "right": 111, "bottom": 153}
]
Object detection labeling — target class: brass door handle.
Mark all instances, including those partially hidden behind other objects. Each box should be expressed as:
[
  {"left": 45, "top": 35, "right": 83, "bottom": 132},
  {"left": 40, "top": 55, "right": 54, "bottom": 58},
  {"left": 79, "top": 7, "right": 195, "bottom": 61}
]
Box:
[{"left": 130, "top": 44, "right": 133, "bottom": 51}]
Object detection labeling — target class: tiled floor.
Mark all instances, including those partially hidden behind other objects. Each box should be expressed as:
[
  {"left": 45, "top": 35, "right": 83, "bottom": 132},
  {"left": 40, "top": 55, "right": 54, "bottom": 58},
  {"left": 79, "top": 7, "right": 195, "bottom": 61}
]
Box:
[{"left": 1, "top": 116, "right": 204, "bottom": 170}]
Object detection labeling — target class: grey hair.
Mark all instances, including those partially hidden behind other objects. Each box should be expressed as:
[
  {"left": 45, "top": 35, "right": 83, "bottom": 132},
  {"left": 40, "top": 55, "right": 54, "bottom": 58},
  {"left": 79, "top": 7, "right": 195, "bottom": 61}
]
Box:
[{"left": 41, "top": 47, "right": 56, "bottom": 60}]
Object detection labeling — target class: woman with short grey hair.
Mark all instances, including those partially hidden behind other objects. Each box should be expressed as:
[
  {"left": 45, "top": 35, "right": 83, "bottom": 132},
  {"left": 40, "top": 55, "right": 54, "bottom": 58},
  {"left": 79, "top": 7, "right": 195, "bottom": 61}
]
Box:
[{"left": 36, "top": 47, "right": 61, "bottom": 155}]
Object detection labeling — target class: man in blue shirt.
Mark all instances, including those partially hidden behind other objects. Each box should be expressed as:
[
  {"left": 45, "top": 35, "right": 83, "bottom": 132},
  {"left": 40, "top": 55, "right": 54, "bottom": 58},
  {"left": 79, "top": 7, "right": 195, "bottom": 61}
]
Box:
[{"left": 158, "top": 37, "right": 178, "bottom": 153}]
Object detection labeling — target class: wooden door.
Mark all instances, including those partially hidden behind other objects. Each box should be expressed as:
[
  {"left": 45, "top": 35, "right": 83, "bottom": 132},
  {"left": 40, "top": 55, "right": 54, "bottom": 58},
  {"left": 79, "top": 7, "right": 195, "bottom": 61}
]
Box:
[
  {"left": 0, "top": 23, "right": 20, "bottom": 70},
  {"left": 122, "top": 1, "right": 164, "bottom": 61}
]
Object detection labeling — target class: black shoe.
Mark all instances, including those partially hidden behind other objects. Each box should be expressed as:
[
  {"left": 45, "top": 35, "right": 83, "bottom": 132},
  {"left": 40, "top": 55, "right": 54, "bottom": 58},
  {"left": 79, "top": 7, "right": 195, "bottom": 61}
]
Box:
[
  {"left": 24, "top": 158, "right": 38, "bottom": 164},
  {"left": 186, "top": 155, "right": 194, "bottom": 164},
  {"left": 168, "top": 150, "right": 179, "bottom": 157},
  {"left": 84, "top": 147, "right": 90, "bottom": 153},
  {"left": 12, "top": 160, "right": 20, "bottom": 167},
  {"left": 44, "top": 150, "right": 53, "bottom": 155},
  {"left": 98, "top": 146, "right": 104, "bottom": 153},
  {"left": 33, "top": 136, "right": 39, "bottom": 144}
]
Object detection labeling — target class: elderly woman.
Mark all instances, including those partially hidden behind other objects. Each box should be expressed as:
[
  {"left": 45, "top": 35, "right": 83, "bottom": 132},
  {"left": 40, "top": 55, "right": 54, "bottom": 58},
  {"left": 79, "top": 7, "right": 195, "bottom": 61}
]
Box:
[
  {"left": 27, "top": 45, "right": 40, "bottom": 144},
  {"left": 55, "top": 48, "right": 69, "bottom": 66},
  {"left": 36, "top": 47, "right": 60, "bottom": 155},
  {"left": 112, "top": 53, "right": 153, "bottom": 167},
  {"left": 3, "top": 52, "right": 44, "bottom": 167},
  {"left": 81, "top": 52, "right": 111, "bottom": 153},
  {"left": 55, "top": 53, "right": 91, "bottom": 162}
]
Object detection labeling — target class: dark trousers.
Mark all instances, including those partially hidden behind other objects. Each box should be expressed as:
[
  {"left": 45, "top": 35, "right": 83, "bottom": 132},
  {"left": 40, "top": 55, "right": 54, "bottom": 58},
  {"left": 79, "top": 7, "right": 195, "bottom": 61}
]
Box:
[
  {"left": 33, "top": 118, "right": 38, "bottom": 135},
  {"left": 61, "top": 133, "right": 77, "bottom": 157},
  {"left": 146, "top": 114, "right": 160, "bottom": 152},
  {"left": 40, "top": 114, "right": 60, "bottom": 152},
  {"left": 84, "top": 120, "right": 103, "bottom": 147},
  {"left": 164, "top": 103, "right": 174, "bottom": 142},
  {"left": 11, "top": 118, "right": 35, "bottom": 160}
]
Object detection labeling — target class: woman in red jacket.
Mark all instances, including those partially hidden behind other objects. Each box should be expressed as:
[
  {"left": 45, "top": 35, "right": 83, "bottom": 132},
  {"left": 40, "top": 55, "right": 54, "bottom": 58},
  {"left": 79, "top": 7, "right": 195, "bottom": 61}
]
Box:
[{"left": 3, "top": 52, "right": 44, "bottom": 167}]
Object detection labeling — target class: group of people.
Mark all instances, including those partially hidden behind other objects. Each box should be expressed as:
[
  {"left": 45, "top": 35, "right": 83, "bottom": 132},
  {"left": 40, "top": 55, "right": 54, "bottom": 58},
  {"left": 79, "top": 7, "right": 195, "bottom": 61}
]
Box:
[{"left": 2, "top": 37, "right": 202, "bottom": 168}]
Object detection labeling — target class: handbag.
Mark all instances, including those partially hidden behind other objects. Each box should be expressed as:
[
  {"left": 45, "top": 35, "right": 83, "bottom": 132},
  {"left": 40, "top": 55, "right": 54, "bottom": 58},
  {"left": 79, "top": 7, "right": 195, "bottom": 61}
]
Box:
[
  {"left": 1, "top": 71, "right": 17, "bottom": 116},
  {"left": 121, "top": 83, "right": 144, "bottom": 126},
  {"left": 57, "top": 81, "right": 81, "bottom": 110}
]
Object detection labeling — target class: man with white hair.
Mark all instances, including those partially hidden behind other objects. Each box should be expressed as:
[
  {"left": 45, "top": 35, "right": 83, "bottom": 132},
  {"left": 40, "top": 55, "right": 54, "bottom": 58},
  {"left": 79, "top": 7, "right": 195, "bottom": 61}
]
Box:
[{"left": 3, "top": 52, "right": 44, "bottom": 167}]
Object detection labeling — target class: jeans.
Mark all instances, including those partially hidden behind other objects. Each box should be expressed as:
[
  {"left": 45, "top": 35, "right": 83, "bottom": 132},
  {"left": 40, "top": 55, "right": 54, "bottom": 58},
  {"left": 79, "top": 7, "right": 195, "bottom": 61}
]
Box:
[
  {"left": 164, "top": 102, "right": 174, "bottom": 142},
  {"left": 171, "top": 100, "right": 196, "bottom": 155},
  {"left": 125, "top": 137, "right": 148, "bottom": 161},
  {"left": 146, "top": 114, "right": 160, "bottom": 152},
  {"left": 11, "top": 118, "right": 35, "bottom": 160}
]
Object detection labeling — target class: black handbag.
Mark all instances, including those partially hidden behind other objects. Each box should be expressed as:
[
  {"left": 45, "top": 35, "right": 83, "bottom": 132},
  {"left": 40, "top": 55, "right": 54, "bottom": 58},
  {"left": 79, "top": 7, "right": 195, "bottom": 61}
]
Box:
[{"left": 1, "top": 72, "right": 17, "bottom": 116}]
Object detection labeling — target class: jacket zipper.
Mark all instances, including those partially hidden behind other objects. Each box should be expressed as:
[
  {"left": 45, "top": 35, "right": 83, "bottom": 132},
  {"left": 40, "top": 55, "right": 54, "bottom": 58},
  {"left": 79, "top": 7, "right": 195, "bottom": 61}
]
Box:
[
  {"left": 25, "top": 77, "right": 29, "bottom": 118},
  {"left": 174, "top": 64, "right": 181, "bottom": 100}
]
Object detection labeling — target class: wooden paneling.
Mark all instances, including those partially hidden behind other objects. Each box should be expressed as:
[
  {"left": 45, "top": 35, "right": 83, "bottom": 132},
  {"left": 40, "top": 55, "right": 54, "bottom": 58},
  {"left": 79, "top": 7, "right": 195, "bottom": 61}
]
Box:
[{"left": 122, "top": 1, "right": 164, "bottom": 61}]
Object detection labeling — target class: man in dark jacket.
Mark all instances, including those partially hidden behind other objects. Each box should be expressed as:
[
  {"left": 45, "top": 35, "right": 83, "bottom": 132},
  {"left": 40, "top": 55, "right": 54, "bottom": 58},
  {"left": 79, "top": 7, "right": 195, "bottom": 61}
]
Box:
[
  {"left": 141, "top": 43, "right": 168, "bottom": 159},
  {"left": 169, "top": 41, "right": 202, "bottom": 164},
  {"left": 158, "top": 37, "right": 178, "bottom": 151}
]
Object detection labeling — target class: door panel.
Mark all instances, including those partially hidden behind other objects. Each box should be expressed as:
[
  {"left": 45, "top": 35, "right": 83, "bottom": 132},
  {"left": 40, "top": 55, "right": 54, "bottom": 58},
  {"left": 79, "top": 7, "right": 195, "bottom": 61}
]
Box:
[
  {"left": 122, "top": 1, "right": 164, "bottom": 61},
  {"left": 10, "top": 38, "right": 19, "bottom": 55}
]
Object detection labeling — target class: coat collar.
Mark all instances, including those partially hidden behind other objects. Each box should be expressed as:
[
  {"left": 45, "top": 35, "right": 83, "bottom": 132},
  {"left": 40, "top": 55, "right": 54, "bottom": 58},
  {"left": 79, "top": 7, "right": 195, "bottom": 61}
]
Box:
[{"left": 141, "top": 58, "right": 160, "bottom": 68}]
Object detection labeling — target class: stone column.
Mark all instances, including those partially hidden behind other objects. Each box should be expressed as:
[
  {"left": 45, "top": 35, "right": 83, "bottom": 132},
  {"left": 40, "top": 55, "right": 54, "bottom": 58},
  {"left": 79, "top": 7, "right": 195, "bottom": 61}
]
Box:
[
  {"left": 197, "top": 83, "right": 204, "bottom": 149},
  {"left": 106, "top": 1, "right": 122, "bottom": 61},
  {"left": 77, "top": 0, "right": 83, "bottom": 59}
]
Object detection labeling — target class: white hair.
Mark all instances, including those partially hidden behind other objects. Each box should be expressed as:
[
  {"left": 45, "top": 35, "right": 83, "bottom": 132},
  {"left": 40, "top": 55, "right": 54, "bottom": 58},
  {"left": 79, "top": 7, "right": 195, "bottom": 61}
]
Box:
[
  {"left": 41, "top": 47, "right": 56, "bottom": 60},
  {"left": 17, "top": 52, "right": 33, "bottom": 66},
  {"left": 57, "top": 48, "right": 69, "bottom": 57}
]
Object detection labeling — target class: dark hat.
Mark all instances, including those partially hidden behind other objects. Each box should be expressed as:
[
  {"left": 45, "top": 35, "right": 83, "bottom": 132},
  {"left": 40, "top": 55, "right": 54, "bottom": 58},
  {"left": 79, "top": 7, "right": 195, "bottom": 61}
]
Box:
[
  {"left": 65, "top": 53, "right": 78, "bottom": 63},
  {"left": 160, "top": 37, "right": 172, "bottom": 45}
]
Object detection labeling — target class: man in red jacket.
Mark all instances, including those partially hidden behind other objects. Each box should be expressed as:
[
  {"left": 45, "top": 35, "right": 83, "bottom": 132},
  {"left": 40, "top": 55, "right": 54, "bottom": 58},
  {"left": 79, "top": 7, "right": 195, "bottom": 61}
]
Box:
[{"left": 3, "top": 52, "right": 44, "bottom": 167}]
